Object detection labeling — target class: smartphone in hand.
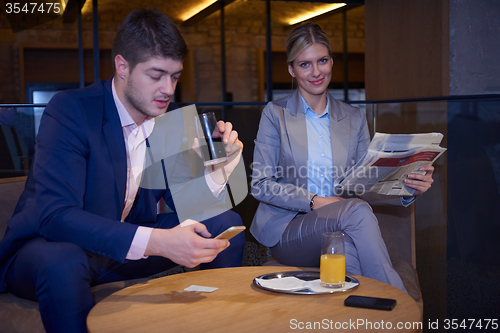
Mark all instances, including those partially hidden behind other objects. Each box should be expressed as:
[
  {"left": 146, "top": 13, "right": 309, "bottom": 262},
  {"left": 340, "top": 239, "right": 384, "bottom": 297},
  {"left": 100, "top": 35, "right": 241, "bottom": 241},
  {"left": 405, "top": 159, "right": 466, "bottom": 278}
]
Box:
[{"left": 214, "top": 226, "right": 246, "bottom": 240}]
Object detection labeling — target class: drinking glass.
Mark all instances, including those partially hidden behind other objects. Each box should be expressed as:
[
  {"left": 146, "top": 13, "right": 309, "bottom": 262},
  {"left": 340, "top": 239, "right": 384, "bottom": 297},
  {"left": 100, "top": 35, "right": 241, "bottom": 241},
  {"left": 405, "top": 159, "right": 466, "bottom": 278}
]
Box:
[
  {"left": 195, "top": 112, "right": 228, "bottom": 166},
  {"left": 320, "top": 231, "right": 346, "bottom": 288}
]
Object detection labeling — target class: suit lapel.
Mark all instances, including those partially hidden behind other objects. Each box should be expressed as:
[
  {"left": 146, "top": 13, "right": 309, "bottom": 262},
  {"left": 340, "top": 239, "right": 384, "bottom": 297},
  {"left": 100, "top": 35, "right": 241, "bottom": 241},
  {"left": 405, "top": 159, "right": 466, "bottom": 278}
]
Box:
[
  {"left": 102, "top": 79, "right": 127, "bottom": 211},
  {"left": 283, "top": 91, "right": 308, "bottom": 188},
  {"left": 328, "top": 95, "right": 350, "bottom": 173}
]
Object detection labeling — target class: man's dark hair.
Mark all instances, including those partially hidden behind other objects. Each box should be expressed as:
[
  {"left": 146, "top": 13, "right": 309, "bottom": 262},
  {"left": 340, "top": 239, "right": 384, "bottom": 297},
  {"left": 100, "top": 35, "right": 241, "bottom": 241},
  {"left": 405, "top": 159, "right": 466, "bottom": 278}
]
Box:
[{"left": 112, "top": 8, "right": 187, "bottom": 71}]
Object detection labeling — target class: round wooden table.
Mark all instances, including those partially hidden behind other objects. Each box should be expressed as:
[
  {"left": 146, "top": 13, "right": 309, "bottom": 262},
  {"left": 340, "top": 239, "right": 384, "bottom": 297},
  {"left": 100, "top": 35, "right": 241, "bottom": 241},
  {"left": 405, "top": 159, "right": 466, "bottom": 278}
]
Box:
[{"left": 87, "top": 266, "right": 422, "bottom": 332}]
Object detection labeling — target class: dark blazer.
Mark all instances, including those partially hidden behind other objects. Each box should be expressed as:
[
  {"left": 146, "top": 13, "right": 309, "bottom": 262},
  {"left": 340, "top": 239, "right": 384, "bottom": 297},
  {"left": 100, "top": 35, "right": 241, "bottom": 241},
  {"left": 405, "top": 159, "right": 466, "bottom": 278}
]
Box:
[
  {"left": 0, "top": 79, "right": 217, "bottom": 292},
  {"left": 250, "top": 90, "right": 404, "bottom": 247}
]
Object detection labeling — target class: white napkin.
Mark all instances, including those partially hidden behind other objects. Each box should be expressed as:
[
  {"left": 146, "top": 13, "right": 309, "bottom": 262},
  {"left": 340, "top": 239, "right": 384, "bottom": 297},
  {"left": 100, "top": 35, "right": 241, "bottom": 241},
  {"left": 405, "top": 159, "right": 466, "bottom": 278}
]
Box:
[
  {"left": 184, "top": 285, "right": 218, "bottom": 293},
  {"left": 255, "top": 276, "right": 357, "bottom": 293}
]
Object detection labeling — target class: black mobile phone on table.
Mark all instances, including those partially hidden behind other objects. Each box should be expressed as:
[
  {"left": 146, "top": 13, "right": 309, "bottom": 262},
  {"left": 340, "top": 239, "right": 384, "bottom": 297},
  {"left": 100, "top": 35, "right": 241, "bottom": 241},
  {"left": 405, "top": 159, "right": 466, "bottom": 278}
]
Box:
[{"left": 344, "top": 295, "right": 397, "bottom": 311}]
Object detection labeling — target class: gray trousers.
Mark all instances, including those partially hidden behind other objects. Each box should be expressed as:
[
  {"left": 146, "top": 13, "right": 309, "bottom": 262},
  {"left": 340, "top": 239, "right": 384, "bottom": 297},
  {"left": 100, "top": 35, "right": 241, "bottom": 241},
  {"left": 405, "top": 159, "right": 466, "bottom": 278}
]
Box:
[{"left": 270, "top": 198, "right": 407, "bottom": 292}]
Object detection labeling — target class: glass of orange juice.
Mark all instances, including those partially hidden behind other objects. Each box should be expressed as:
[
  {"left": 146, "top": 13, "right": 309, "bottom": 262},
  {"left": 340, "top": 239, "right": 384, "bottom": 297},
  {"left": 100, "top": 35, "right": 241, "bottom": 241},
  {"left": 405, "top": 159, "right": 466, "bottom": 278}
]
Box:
[{"left": 320, "top": 231, "right": 345, "bottom": 288}]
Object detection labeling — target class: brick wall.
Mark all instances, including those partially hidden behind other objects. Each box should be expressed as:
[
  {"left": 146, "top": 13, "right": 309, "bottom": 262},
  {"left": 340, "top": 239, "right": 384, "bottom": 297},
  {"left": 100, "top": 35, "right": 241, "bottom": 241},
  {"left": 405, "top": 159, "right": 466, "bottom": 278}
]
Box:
[{"left": 0, "top": 4, "right": 365, "bottom": 104}]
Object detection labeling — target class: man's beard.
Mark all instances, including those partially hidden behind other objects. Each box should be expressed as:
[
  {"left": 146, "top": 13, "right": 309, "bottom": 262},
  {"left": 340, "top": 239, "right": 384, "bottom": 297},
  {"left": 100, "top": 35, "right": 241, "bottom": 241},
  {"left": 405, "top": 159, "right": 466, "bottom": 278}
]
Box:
[{"left": 124, "top": 78, "right": 168, "bottom": 118}]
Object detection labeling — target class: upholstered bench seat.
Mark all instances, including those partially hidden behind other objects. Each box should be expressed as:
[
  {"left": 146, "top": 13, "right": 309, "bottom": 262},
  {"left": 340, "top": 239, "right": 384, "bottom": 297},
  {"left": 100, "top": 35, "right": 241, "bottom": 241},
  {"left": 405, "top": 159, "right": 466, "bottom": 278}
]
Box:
[{"left": 0, "top": 277, "right": 150, "bottom": 333}]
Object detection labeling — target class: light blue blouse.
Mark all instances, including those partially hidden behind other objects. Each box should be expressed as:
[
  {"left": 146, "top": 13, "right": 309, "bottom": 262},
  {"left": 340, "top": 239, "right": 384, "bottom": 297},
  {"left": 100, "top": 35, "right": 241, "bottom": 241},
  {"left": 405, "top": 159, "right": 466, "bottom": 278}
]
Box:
[{"left": 301, "top": 94, "right": 335, "bottom": 197}]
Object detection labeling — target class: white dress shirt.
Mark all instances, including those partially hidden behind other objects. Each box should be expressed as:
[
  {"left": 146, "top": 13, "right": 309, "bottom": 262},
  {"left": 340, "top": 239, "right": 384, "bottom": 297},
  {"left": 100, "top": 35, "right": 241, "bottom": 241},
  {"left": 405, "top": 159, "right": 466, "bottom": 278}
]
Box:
[{"left": 112, "top": 79, "right": 225, "bottom": 260}]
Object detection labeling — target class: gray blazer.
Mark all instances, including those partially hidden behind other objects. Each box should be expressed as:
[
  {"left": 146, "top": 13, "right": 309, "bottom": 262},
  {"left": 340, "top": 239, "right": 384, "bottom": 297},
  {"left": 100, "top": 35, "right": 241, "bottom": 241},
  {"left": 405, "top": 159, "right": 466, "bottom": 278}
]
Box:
[{"left": 250, "top": 90, "right": 404, "bottom": 247}]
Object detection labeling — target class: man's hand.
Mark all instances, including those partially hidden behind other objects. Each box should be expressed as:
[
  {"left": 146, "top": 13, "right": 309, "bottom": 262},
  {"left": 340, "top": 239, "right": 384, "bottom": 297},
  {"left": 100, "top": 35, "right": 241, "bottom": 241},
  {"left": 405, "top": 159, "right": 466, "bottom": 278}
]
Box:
[
  {"left": 404, "top": 165, "right": 435, "bottom": 196},
  {"left": 206, "top": 120, "right": 243, "bottom": 185},
  {"left": 145, "top": 220, "right": 229, "bottom": 268}
]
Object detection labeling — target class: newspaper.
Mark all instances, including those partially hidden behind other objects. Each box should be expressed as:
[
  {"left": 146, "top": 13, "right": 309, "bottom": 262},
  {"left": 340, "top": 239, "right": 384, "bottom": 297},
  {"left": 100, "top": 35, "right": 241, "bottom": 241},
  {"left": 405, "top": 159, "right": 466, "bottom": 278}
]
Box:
[{"left": 335, "top": 132, "right": 446, "bottom": 196}]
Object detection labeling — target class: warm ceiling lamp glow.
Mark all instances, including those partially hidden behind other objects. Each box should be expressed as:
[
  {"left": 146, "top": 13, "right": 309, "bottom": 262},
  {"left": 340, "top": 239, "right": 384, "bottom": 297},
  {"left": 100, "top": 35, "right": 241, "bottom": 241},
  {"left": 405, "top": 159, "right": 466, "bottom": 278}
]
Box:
[
  {"left": 181, "top": 0, "right": 219, "bottom": 21},
  {"left": 81, "top": 1, "right": 92, "bottom": 14},
  {"left": 288, "top": 3, "right": 347, "bottom": 25}
]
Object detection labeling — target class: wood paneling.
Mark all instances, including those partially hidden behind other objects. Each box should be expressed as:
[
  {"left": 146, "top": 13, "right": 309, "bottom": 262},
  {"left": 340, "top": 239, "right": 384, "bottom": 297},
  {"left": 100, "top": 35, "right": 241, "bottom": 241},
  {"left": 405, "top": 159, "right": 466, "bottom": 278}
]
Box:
[
  {"left": 364, "top": 1, "right": 450, "bottom": 327},
  {"left": 23, "top": 47, "right": 113, "bottom": 84},
  {"left": 364, "top": 0, "right": 449, "bottom": 100}
]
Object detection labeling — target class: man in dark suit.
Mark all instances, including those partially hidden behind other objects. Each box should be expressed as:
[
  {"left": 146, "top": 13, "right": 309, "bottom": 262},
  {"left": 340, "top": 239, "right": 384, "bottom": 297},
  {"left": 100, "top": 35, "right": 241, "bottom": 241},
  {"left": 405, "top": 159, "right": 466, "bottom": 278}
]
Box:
[{"left": 0, "top": 8, "right": 245, "bottom": 332}]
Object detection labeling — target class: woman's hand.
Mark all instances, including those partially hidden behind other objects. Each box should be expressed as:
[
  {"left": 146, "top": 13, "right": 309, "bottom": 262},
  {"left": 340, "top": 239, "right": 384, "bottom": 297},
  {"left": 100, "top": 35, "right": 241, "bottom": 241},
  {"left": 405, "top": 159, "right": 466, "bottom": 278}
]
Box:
[{"left": 404, "top": 165, "right": 434, "bottom": 196}]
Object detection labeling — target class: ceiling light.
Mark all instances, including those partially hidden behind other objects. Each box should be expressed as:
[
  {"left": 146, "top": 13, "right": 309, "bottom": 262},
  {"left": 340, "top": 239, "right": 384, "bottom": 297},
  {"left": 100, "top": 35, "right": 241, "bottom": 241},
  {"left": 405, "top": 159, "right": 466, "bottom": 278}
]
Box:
[
  {"left": 288, "top": 3, "right": 347, "bottom": 25},
  {"left": 181, "top": 0, "right": 219, "bottom": 22},
  {"left": 60, "top": 0, "right": 67, "bottom": 11}
]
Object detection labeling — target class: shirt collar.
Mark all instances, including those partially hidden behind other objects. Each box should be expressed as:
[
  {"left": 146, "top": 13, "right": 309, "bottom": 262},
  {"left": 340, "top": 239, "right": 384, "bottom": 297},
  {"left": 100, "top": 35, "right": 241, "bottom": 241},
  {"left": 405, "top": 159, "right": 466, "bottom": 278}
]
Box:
[{"left": 299, "top": 92, "right": 330, "bottom": 118}]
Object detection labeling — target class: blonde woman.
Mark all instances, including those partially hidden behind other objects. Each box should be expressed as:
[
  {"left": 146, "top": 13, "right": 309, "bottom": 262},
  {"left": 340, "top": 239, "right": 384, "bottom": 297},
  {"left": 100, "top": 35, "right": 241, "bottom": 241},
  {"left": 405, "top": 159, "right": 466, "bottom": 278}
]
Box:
[{"left": 250, "top": 23, "right": 434, "bottom": 291}]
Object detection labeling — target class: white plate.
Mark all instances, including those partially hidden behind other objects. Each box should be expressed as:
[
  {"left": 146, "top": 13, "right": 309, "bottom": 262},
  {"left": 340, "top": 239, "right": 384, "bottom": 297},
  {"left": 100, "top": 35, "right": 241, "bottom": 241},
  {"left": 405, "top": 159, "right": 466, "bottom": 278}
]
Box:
[{"left": 253, "top": 270, "right": 359, "bottom": 295}]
